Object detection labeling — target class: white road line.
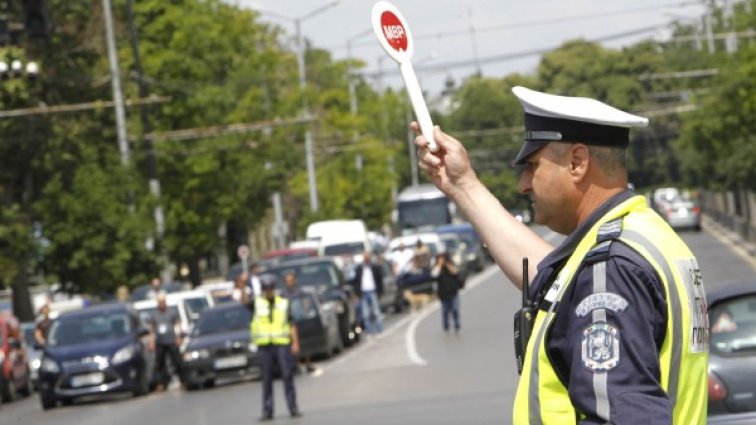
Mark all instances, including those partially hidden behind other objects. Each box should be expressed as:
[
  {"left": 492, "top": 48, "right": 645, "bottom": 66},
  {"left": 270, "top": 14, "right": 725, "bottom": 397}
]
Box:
[
  {"left": 328, "top": 228, "right": 562, "bottom": 371},
  {"left": 405, "top": 265, "right": 502, "bottom": 365}
]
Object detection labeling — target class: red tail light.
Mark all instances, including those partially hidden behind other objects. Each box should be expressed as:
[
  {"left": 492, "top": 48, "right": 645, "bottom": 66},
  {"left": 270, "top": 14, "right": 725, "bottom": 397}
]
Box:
[
  {"left": 693, "top": 206, "right": 701, "bottom": 215},
  {"left": 709, "top": 371, "right": 728, "bottom": 402}
]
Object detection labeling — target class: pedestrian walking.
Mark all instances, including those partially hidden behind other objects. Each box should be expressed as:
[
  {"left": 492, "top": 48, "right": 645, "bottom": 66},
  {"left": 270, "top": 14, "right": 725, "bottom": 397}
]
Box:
[
  {"left": 432, "top": 252, "right": 462, "bottom": 332},
  {"left": 251, "top": 275, "right": 302, "bottom": 420},
  {"left": 413, "top": 86, "right": 707, "bottom": 424},
  {"left": 148, "top": 292, "right": 182, "bottom": 391},
  {"left": 351, "top": 251, "right": 384, "bottom": 338}
]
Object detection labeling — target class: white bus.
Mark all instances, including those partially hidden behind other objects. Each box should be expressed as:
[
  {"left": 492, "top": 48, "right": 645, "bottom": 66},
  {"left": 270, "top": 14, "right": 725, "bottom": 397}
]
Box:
[{"left": 394, "top": 184, "right": 459, "bottom": 235}]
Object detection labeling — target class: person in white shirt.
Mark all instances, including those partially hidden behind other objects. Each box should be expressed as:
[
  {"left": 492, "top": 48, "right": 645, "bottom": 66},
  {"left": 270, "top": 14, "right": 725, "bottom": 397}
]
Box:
[
  {"left": 392, "top": 242, "right": 415, "bottom": 277},
  {"left": 351, "top": 252, "right": 384, "bottom": 337}
]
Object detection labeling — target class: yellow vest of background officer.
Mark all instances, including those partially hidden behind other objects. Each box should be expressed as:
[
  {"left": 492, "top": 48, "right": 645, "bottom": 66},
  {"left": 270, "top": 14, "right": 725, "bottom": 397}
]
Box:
[
  {"left": 250, "top": 296, "right": 291, "bottom": 346},
  {"left": 513, "top": 196, "right": 708, "bottom": 424}
]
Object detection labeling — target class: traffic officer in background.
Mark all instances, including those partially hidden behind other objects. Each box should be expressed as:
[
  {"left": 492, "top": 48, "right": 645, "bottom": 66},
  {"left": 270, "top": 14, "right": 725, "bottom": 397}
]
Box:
[
  {"left": 413, "top": 86, "right": 708, "bottom": 424},
  {"left": 251, "top": 274, "right": 302, "bottom": 421}
]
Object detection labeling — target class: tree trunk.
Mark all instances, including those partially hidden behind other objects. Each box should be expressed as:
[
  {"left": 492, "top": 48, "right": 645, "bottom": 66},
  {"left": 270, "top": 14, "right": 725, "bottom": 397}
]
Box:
[{"left": 11, "top": 271, "right": 35, "bottom": 322}]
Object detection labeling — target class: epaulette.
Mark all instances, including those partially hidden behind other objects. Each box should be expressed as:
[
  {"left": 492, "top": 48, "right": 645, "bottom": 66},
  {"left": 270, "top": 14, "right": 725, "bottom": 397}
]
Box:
[{"left": 584, "top": 217, "right": 624, "bottom": 264}]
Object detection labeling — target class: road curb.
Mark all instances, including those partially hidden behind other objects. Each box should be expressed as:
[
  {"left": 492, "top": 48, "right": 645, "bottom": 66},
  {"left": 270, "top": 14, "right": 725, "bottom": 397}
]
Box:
[{"left": 702, "top": 215, "right": 756, "bottom": 270}]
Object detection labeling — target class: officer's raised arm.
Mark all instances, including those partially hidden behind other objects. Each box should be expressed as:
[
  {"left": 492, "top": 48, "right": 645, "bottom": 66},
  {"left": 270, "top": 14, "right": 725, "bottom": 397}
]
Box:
[{"left": 412, "top": 122, "right": 552, "bottom": 289}]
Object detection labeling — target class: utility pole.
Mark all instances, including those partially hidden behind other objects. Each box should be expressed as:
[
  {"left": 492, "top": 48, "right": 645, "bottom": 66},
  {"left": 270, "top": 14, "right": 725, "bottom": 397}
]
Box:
[
  {"left": 102, "top": 0, "right": 130, "bottom": 168},
  {"left": 294, "top": 19, "right": 319, "bottom": 214},
  {"left": 127, "top": 0, "right": 169, "bottom": 281}
]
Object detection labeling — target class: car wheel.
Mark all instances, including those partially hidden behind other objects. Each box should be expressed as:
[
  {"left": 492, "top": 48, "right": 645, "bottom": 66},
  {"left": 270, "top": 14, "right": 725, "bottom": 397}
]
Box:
[
  {"left": 1, "top": 375, "right": 17, "bottom": 402},
  {"left": 133, "top": 369, "right": 150, "bottom": 397},
  {"left": 40, "top": 394, "right": 56, "bottom": 410},
  {"left": 338, "top": 314, "right": 353, "bottom": 347}
]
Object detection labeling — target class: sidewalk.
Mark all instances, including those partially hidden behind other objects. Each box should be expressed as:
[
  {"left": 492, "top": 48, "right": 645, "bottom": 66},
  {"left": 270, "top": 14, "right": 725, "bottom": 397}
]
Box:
[{"left": 702, "top": 214, "right": 756, "bottom": 270}]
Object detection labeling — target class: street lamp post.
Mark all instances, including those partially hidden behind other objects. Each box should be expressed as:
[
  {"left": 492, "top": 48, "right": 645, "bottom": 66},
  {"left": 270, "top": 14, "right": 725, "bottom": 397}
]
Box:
[{"left": 261, "top": 0, "right": 338, "bottom": 215}]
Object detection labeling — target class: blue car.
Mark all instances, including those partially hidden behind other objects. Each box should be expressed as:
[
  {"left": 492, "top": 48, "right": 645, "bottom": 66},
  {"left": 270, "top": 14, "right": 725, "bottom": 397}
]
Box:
[{"left": 37, "top": 303, "right": 154, "bottom": 409}]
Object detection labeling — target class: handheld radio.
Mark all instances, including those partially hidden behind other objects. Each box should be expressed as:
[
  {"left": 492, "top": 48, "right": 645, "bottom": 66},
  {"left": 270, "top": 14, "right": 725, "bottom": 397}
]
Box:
[{"left": 513, "top": 257, "right": 534, "bottom": 375}]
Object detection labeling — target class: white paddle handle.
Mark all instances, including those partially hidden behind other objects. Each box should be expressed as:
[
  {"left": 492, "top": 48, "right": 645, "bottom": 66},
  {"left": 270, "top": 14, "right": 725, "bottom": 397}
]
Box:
[{"left": 400, "top": 61, "right": 437, "bottom": 152}]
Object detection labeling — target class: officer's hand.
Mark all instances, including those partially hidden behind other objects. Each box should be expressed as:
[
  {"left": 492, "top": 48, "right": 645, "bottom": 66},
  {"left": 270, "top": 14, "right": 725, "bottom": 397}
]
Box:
[
  {"left": 291, "top": 341, "right": 300, "bottom": 356},
  {"left": 412, "top": 122, "right": 477, "bottom": 196}
]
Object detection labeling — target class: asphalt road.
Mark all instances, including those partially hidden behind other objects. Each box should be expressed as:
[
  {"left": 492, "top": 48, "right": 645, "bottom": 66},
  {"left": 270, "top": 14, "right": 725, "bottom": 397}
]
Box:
[{"left": 1, "top": 225, "right": 752, "bottom": 425}]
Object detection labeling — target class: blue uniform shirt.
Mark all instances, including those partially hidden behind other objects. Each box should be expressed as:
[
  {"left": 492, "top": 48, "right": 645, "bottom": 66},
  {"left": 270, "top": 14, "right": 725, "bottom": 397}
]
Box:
[{"left": 529, "top": 190, "right": 671, "bottom": 424}]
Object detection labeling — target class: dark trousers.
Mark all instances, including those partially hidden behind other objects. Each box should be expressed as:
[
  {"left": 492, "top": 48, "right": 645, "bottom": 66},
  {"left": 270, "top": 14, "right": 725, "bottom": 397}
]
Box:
[
  {"left": 440, "top": 296, "right": 460, "bottom": 331},
  {"left": 259, "top": 344, "right": 298, "bottom": 416},
  {"left": 155, "top": 343, "right": 181, "bottom": 386}
]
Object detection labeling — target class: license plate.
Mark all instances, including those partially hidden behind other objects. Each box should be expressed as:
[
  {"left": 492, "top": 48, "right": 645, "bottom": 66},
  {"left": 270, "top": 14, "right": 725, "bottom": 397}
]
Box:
[
  {"left": 214, "top": 355, "right": 247, "bottom": 370},
  {"left": 70, "top": 372, "right": 104, "bottom": 387}
]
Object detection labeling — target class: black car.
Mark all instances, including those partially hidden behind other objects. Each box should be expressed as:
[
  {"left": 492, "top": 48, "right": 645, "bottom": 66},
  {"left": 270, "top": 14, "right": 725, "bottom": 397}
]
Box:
[
  {"left": 290, "top": 291, "right": 342, "bottom": 359},
  {"left": 180, "top": 303, "right": 258, "bottom": 390},
  {"left": 37, "top": 303, "right": 153, "bottom": 409},
  {"left": 708, "top": 280, "right": 756, "bottom": 420},
  {"left": 264, "top": 258, "right": 360, "bottom": 347}
]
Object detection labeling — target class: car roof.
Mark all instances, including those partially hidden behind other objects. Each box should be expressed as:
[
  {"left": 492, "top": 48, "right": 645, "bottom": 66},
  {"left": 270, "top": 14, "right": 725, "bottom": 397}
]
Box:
[
  {"left": 200, "top": 302, "right": 249, "bottom": 315},
  {"left": 261, "top": 248, "right": 317, "bottom": 259},
  {"left": 389, "top": 233, "right": 443, "bottom": 250},
  {"left": 58, "top": 302, "right": 132, "bottom": 319},
  {"left": 706, "top": 280, "right": 756, "bottom": 306},
  {"left": 264, "top": 256, "right": 337, "bottom": 271}
]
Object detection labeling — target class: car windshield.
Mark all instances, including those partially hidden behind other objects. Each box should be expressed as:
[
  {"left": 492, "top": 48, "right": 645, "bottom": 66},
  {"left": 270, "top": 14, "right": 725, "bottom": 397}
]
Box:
[
  {"left": 710, "top": 294, "right": 756, "bottom": 355},
  {"left": 290, "top": 294, "right": 318, "bottom": 321},
  {"left": 442, "top": 236, "right": 460, "bottom": 252},
  {"left": 323, "top": 242, "right": 364, "bottom": 257},
  {"left": 183, "top": 297, "right": 210, "bottom": 321},
  {"left": 47, "top": 312, "right": 133, "bottom": 347},
  {"left": 267, "top": 263, "right": 339, "bottom": 289},
  {"left": 193, "top": 307, "right": 251, "bottom": 337}
]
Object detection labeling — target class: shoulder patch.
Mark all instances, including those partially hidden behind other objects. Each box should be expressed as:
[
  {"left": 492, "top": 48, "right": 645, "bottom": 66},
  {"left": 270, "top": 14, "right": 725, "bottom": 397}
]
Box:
[
  {"left": 581, "top": 322, "right": 620, "bottom": 372},
  {"left": 575, "top": 292, "right": 630, "bottom": 317}
]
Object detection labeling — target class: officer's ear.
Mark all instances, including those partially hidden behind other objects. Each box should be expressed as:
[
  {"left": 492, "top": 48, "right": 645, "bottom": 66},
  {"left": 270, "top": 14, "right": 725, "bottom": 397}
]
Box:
[{"left": 568, "top": 143, "right": 590, "bottom": 183}]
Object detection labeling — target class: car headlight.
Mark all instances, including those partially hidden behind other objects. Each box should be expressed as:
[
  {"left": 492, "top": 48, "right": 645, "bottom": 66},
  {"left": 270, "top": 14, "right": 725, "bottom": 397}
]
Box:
[
  {"left": 40, "top": 357, "right": 60, "bottom": 373},
  {"left": 466, "top": 253, "right": 476, "bottom": 261},
  {"left": 248, "top": 342, "right": 258, "bottom": 353},
  {"left": 182, "top": 349, "right": 210, "bottom": 362},
  {"left": 31, "top": 358, "right": 41, "bottom": 371},
  {"left": 112, "top": 345, "right": 136, "bottom": 365}
]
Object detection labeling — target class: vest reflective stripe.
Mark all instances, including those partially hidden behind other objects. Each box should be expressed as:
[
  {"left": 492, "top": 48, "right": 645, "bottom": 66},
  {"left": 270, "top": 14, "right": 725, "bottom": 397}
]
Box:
[
  {"left": 591, "top": 262, "right": 610, "bottom": 421},
  {"left": 513, "top": 196, "right": 708, "bottom": 425},
  {"left": 250, "top": 296, "right": 291, "bottom": 346},
  {"left": 620, "top": 229, "right": 683, "bottom": 407}
]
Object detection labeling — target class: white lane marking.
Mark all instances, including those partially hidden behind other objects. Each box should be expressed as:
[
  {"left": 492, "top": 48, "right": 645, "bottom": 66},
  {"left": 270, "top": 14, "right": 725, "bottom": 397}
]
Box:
[
  {"left": 327, "top": 227, "right": 562, "bottom": 371},
  {"left": 405, "top": 265, "right": 502, "bottom": 365}
]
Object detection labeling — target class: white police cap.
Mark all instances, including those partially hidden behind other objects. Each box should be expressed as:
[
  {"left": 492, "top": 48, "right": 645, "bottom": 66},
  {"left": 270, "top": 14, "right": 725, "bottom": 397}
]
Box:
[{"left": 511, "top": 86, "right": 649, "bottom": 165}]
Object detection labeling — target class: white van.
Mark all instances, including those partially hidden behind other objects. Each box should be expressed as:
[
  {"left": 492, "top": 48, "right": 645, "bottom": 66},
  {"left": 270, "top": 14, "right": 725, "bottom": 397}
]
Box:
[{"left": 306, "top": 220, "right": 370, "bottom": 257}]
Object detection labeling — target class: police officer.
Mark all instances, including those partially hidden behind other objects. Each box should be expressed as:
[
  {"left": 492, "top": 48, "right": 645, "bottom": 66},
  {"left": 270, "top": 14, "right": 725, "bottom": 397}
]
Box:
[
  {"left": 251, "top": 275, "right": 302, "bottom": 421},
  {"left": 414, "top": 86, "right": 708, "bottom": 424}
]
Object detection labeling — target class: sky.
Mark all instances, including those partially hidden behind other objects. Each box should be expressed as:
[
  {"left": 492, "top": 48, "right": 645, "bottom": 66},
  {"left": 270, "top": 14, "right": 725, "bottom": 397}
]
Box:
[{"left": 235, "top": 0, "right": 708, "bottom": 97}]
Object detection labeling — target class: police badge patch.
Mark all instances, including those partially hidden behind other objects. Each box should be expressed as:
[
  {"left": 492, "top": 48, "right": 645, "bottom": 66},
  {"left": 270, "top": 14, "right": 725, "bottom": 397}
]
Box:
[{"left": 581, "top": 322, "right": 620, "bottom": 372}]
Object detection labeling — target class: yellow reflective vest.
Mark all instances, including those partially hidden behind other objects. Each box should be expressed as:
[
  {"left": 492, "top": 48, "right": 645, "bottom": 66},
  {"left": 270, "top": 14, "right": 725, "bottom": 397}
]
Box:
[
  {"left": 513, "top": 195, "right": 708, "bottom": 424},
  {"left": 250, "top": 295, "right": 291, "bottom": 346}
]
